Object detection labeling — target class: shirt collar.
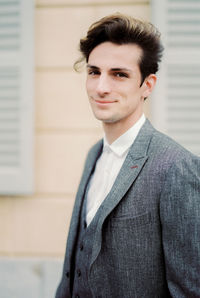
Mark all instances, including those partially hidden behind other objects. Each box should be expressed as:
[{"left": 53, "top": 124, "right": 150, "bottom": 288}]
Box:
[{"left": 103, "top": 114, "right": 146, "bottom": 157}]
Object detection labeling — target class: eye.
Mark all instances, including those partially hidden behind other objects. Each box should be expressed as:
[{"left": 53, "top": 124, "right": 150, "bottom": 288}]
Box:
[
  {"left": 114, "top": 72, "right": 129, "bottom": 78},
  {"left": 88, "top": 69, "right": 100, "bottom": 76}
]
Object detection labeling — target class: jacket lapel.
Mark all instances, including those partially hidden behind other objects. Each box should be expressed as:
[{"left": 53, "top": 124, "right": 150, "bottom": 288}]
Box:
[
  {"left": 67, "top": 140, "right": 103, "bottom": 261},
  {"left": 90, "top": 120, "right": 155, "bottom": 267}
]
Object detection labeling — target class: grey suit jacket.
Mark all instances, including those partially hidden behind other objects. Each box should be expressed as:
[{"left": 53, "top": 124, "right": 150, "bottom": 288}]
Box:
[{"left": 56, "top": 119, "right": 200, "bottom": 298}]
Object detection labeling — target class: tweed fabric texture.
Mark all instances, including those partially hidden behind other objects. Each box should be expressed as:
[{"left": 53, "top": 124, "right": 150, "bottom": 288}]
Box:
[{"left": 56, "top": 120, "right": 200, "bottom": 298}]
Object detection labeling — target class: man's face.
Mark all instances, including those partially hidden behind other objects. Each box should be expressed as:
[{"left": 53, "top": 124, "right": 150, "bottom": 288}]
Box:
[{"left": 86, "top": 42, "right": 154, "bottom": 129}]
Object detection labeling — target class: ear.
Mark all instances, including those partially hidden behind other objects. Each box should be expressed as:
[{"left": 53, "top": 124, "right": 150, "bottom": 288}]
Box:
[{"left": 142, "top": 74, "right": 157, "bottom": 98}]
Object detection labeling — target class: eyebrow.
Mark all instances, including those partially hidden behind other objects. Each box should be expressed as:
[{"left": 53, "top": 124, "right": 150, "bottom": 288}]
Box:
[
  {"left": 87, "top": 65, "right": 99, "bottom": 69},
  {"left": 87, "top": 64, "right": 132, "bottom": 73},
  {"left": 111, "top": 68, "right": 132, "bottom": 73}
]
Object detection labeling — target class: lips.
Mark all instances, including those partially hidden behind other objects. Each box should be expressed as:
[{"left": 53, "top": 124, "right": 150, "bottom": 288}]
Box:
[{"left": 94, "top": 99, "right": 116, "bottom": 104}]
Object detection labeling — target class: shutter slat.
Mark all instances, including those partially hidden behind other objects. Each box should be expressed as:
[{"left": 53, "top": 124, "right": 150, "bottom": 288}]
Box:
[
  {"left": 0, "top": 0, "right": 20, "bottom": 51},
  {"left": 152, "top": 0, "right": 200, "bottom": 156},
  {"left": 0, "top": 0, "right": 34, "bottom": 194},
  {"left": 167, "top": 2, "right": 200, "bottom": 48}
]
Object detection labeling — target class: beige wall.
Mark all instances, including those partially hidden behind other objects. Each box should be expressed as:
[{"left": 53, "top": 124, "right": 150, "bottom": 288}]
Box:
[{"left": 0, "top": 0, "right": 150, "bottom": 258}]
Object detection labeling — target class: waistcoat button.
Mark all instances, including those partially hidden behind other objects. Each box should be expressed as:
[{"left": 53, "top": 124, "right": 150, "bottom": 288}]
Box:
[
  {"left": 65, "top": 271, "right": 70, "bottom": 278},
  {"left": 80, "top": 243, "right": 84, "bottom": 251},
  {"left": 77, "top": 269, "right": 81, "bottom": 277}
]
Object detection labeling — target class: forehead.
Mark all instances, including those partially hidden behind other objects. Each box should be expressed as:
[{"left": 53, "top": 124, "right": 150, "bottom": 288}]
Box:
[{"left": 88, "top": 42, "right": 142, "bottom": 69}]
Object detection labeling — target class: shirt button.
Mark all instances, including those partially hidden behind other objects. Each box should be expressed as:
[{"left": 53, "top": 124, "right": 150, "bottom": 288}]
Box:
[
  {"left": 65, "top": 271, "right": 70, "bottom": 278},
  {"left": 77, "top": 269, "right": 81, "bottom": 277}
]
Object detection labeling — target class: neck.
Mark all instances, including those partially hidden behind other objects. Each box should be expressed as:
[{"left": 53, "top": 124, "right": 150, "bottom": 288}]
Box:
[{"left": 103, "top": 113, "right": 144, "bottom": 144}]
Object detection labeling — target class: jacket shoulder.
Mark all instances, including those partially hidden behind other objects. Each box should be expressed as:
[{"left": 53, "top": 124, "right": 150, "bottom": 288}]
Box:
[{"left": 149, "top": 126, "right": 199, "bottom": 161}]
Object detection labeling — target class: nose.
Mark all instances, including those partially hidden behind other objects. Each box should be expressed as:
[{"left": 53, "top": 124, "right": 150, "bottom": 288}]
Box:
[{"left": 96, "top": 74, "right": 111, "bottom": 97}]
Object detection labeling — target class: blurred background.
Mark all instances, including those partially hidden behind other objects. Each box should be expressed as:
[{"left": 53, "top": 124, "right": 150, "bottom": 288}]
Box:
[{"left": 0, "top": 0, "right": 199, "bottom": 297}]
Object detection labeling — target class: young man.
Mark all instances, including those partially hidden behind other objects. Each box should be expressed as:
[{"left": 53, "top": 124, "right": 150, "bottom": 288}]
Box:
[{"left": 56, "top": 14, "right": 200, "bottom": 298}]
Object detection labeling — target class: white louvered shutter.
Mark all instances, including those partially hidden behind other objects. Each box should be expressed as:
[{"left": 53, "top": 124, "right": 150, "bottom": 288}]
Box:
[
  {"left": 0, "top": 0, "right": 34, "bottom": 194},
  {"left": 151, "top": 0, "right": 200, "bottom": 156}
]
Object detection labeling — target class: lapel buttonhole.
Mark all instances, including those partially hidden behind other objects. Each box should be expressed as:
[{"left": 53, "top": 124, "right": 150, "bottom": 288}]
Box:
[{"left": 131, "top": 165, "right": 138, "bottom": 169}]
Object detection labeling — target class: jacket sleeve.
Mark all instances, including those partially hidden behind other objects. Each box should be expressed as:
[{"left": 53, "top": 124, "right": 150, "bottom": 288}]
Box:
[{"left": 160, "top": 153, "right": 200, "bottom": 297}]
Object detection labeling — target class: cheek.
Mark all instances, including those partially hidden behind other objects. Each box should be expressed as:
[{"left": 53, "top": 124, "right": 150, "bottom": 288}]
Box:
[
  {"left": 127, "top": 85, "right": 142, "bottom": 99},
  {"left": 119, "top": 86, "right": 135, "bottom": 101},
  {"left": 86, "top": 79, "right": 95, "bottom": 95}
]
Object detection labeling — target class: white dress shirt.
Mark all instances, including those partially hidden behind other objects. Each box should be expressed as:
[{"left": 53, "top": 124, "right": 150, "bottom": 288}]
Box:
[{"left": 86, "top": 114, "right": 146, "bottom": 226}]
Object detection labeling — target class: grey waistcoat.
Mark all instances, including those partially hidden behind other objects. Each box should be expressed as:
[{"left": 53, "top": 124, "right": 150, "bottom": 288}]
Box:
[{"left": 72, "top": 193, "right": 97, "bottom": 298}]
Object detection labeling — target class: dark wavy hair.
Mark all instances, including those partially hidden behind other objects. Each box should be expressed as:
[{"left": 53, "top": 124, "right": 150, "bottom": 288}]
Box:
[{"left": 74, "top": 13, "right": 164, "bottom": 84}]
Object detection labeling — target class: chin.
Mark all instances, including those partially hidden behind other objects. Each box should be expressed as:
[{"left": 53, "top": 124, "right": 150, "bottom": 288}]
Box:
[
  {"left": 96, "top": 116, "right": 119, "bottom": 124},
  {"left": 93, "top": 112, "right": 119, "bottom": 123},
  {"left": 102, "top": 119, "right": 118, "bottom": 123}
]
